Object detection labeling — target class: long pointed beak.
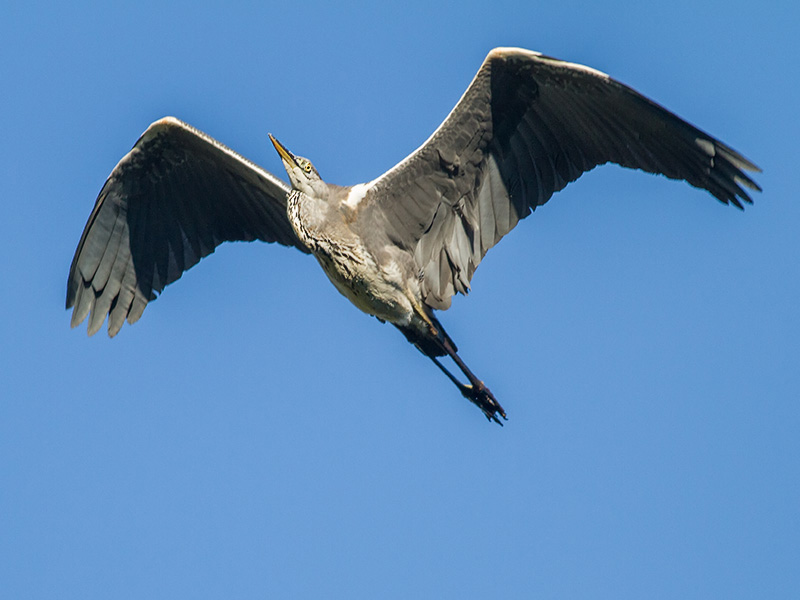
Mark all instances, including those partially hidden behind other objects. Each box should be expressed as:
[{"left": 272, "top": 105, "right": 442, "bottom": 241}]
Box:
[{"left": 269, "top": 133, "right": 297, "bottom": 166}]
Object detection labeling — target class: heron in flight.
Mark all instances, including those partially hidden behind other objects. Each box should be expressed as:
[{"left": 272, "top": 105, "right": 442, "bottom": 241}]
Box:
[{"left": 67, "top": 48, "right": 760, "bottom": 424}]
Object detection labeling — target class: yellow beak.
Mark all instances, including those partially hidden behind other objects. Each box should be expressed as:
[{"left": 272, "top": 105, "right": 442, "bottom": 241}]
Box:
[{"left": 269, "top": 134, "right": 296, "bottom": 166}]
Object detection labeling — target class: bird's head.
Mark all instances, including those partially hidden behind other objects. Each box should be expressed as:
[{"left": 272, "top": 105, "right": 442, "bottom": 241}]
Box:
[{"left": 269, "top": 134, "right": 325, "bottom": 197}]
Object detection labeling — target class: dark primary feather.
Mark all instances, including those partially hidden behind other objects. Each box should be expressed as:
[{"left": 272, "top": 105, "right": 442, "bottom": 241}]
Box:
[
  {"left": 364, "top": 47, "right": 761, "bottom": 309},
  {"left": 66, "top": 117, "right": 309, "bottom": 337}
]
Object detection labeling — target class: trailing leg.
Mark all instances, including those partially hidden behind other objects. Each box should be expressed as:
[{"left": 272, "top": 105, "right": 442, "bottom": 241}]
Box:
[
  {"left": 395, "top": 315, "right": 507, "bottom": 424},
  {"left": 435, "top": 339, "right": 506, "bottom": 425}
]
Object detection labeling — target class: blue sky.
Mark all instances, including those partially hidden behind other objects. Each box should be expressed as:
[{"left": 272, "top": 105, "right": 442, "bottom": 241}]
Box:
[{"left": 1, "top": 1, "right": 797, "bottom": 598}]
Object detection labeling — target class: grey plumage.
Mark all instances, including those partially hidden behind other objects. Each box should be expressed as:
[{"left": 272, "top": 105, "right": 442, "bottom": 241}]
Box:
[
  {"left": 67, "top": 119, "right": 309, "bottom": 337},
  {"left": 362, "top": 50, "right": 758, "bottom": 309},
  {"left": 66, "top": 47, "right": 760, "bottom": 423}
]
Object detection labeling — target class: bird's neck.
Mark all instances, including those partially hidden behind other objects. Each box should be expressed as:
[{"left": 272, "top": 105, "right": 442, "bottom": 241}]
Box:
[{"left": 287, "top": 189, "right": 334, "bottom": 250}]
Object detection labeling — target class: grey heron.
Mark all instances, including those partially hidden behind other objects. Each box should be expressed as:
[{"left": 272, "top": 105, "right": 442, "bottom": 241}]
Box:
[{"left": 66, "top": 47, "right": 760, "bottom": 424}]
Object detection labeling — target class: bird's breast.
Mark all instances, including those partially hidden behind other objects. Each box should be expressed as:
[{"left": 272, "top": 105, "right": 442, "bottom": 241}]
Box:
[
  {"left": 288, "top": 189, "right": 417, "bottom": 326},
  {"left": 313, "top": 240, "right": 414, "bottom": 324}
]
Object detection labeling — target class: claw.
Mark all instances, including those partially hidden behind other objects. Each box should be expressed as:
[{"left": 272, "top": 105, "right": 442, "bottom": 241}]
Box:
[
  {"left": 461, "top": 381, "right": 507, "bottom": 425},
  {"left": 413, "top": 330, "right": 508, "bottom": 424}
]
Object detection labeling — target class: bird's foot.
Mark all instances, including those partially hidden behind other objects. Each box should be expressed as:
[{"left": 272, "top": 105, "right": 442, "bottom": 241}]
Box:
[{"left": 461, "top": 381, "right": 507, "bottom": 425}]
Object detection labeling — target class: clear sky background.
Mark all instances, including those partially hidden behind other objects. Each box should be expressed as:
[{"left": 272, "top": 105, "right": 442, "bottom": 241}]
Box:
[{"left": 1, "top": 1, "right": 797, "bottom": 598}]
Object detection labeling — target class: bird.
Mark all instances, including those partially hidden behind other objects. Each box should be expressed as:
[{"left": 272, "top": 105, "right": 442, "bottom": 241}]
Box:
[{"left": 66, "top": 47, "right": 760, "bottom": 424}]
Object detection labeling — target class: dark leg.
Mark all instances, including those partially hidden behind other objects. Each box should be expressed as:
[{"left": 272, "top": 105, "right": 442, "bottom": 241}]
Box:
[
  {"left": 437, "top": 338, "right": 507, "bottom": 425},
  {"left": 396, "top": 315, "right": 507, "bottom": 424},
  {"left": 426, "top": 353, "right": 506, "bottom": 424}
]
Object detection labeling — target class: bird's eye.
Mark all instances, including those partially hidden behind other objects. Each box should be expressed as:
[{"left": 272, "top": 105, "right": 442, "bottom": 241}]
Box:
[{"left": 303, "top": 162, "right": 312, "bottom": 173}]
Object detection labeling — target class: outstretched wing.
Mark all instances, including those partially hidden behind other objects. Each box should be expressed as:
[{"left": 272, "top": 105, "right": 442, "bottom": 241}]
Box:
[
  {"left": 67, "top": 117, "right": 309, "bottom": 337},
  {"left": 361, "top": 47, "right": 761, "bottom": 310}
]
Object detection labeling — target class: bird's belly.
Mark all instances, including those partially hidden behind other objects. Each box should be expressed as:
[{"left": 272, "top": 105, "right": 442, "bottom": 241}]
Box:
[{"left": 315, "top": 251, "right": 414, "bottom": 326}]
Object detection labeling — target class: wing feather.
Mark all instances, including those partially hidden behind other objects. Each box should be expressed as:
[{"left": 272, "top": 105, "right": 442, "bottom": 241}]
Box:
[
  {"left": 361, "top": 47, "right": 760, "bottom": 309},
  {"left": 67, "top": 117, "right": 309, "bottom": 336}
]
